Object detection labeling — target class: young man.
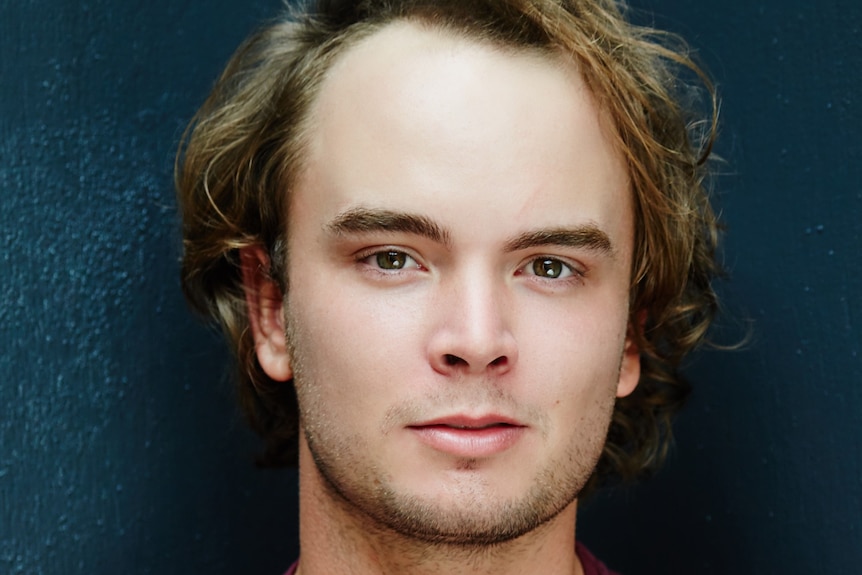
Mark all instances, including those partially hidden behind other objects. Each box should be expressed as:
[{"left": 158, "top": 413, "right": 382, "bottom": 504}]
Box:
[{"left": 176, "top": 1, "right": 720, "bottom": 573}]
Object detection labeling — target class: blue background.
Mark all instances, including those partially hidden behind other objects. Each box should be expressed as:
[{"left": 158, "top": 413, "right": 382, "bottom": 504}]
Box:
[{"left": 1, "top": 0, "right": 859, "bottom": 573}]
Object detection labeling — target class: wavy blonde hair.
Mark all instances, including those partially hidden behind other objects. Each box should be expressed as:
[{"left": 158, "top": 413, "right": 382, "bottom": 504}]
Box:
[{"left": 176, "top": 0, "right": 720, "bottom": 492}]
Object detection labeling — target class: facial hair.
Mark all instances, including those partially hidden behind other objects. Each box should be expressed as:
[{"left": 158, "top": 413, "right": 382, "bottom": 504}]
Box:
[{"left": 284, "top": 300, "right": 619, "bottom": 548}]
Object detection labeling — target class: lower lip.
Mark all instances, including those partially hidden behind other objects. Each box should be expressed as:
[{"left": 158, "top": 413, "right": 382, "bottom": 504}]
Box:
[{"left": 408, "top": 425, "right": 524, "bottom": 458}]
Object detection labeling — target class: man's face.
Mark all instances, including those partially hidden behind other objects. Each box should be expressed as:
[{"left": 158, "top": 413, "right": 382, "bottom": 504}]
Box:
[{"left": 270, "top": 23, "right": 639, "bottom": 544}]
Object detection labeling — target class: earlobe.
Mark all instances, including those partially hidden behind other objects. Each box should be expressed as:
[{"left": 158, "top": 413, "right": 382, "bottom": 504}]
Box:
[
  {"left": 240, "top": 246, "right": 293, "bottom": 382},
  {"left": 616, "top": 321, "right": 642, "bottom": 398}
]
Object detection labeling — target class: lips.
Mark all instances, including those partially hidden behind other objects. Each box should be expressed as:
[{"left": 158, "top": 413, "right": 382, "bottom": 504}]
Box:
[
  {"left": 431, "top": 423, "right": 508, "bottom": 430},
  {"left": 408, "top": 415, "right": 526, "bottom": 458}
]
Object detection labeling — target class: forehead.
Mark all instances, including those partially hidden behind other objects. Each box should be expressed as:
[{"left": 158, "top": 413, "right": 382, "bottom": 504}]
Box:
[
  {"left": 295, "top": 20, "right": 630, "bottom": 247},
  {"left": 307, "top": 20, "right": 602, "bottom": 158}
]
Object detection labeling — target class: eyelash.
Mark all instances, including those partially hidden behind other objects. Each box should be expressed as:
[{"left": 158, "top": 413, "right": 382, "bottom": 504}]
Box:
[
  {"left": 355, "top": 247, "right": 425, "bottom": 275},
  {"left": 356, "top": 248, "right": 584, "bottom": 285},
  {"left": 517, "top": 256, "right": 585, "bottom": 284}
]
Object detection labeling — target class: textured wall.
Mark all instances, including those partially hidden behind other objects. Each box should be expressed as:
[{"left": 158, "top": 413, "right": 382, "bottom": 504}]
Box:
[
  {"left": 1, "top": 1, "right": 299, "bottom": 574},
  {"left": 579, "top": 1, "right": 862, "bottom": 573},
  {"left": 1, "top": 0, "right": 859, "bottom": 574}
]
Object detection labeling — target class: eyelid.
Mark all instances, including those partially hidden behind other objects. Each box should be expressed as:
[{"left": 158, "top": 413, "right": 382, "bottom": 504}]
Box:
[
  {"left": 354, "top": 245, "right": 425, "bottom": 272},
  {"left": 517, "top": 254, "right": 586, "bottom": 281}
]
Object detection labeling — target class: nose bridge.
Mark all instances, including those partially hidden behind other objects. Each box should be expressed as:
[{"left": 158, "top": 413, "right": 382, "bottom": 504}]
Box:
[{"left": 430, "top": 260, "right": 517, "bottom": 374}]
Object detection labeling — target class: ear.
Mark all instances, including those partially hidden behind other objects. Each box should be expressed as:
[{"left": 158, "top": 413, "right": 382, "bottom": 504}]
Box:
[
  {"left": 616, "top": 316, "right": 643, "bottom": 399},
  {"left": 240, "top": 246, "right": 293, "bottom": 382}
]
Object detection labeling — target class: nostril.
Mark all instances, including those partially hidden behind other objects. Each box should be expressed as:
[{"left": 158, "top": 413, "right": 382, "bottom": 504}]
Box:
[{"left": 442, "top": 354, "right": 508, "bottom": 369}]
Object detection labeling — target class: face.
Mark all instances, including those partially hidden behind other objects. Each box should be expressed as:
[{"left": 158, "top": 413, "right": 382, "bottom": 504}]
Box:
[{"left": 254, "top": 22, "right": 640, "bottom": 545}]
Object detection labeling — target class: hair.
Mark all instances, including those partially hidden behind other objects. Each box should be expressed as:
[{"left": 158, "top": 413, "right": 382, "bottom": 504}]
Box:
[{"left": 176, "top": 0, "right": 720, "bottom": 494}]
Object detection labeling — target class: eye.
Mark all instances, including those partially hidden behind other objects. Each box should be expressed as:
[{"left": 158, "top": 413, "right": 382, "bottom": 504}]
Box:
[
  {"left": 361, "top": 250, "right": 422, "bottom": 271},
  {"left": 523, "top": 257, "right": 576, "bottom": 279},
  {"left": 376, "top": 250, "right": 412, "bottom": 270}
]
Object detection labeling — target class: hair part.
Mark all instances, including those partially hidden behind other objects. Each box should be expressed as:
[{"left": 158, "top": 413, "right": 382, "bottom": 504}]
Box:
[{"left": 176, "top": 0, "right": 720, "bottom": 493}]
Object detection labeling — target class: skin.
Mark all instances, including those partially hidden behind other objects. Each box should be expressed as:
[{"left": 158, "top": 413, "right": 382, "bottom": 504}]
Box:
[{"left": 243, "top": 22, "right": 640, "bottom": 575}]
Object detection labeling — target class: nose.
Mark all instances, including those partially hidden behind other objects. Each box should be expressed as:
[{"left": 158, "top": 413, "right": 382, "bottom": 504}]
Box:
[{"left": 426, "top": 271, "right": 518, "bottom": 377}]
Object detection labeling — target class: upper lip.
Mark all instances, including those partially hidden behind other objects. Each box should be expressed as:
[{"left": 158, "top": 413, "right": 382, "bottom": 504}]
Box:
[{"left": 408, "top": 414, "right": 525, "bottom": 429}]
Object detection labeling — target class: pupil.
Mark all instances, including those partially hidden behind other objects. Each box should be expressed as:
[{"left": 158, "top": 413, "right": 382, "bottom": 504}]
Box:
[
  {"left": 535, "top": 258, "right": 561, "bottom": 278},
  {"left": 378, "top": 251, "right": 405, "bottom": 269}
]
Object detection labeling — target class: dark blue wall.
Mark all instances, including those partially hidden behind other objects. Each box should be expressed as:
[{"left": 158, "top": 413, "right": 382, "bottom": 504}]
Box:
[
  {"left": 1, "top": 1, "right": 859, "bottom": 574},
  {"left": 579, "top": 1, "right": 862, "bottom": 573},
  {"left": 1, "top": 1, "right": 299, "bottom": 574}
]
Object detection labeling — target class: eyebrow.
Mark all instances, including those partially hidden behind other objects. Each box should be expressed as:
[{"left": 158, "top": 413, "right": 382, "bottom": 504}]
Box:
[
  {"left": 326, "top": 207, "right": 451, "bottom": 246},
  {"left": 325, "top": 206, "right": 614, "bottom": 257},
  {"left": 504, "top": 226, "right": 615, "bottom": 257}
]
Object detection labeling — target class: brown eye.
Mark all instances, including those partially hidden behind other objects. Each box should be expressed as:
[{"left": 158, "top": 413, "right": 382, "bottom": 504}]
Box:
[
  {"left": 375, "top": 251, "right": 410, "bottom": 270},
  {"left": 531, "top": 258, "right": 568, "bottom": 278}
]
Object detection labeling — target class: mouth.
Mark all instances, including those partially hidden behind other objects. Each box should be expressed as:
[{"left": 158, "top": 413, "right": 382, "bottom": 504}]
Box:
[
  {"left": 409, "top": 414, "right": 524, "bottom": 430},
  {"left": 407, "top": 416, "right": 526, "bottom": 458},
  {"left": 428, "top": 423, "right": 514, "bottom": 430}
]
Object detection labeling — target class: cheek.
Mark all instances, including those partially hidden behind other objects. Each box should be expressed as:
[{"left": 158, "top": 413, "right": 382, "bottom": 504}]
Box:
[
  {"left": 286, "top": 285, "right": 419, "bottom": 415},
  {"left": 522, "top": 295, "right": 628, "bottom": 367},
  {"left": 515, "top": 302, "right": 628, "bottom": 427}
]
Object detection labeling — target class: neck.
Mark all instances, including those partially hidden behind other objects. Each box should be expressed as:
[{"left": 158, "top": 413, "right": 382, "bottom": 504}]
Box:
[{"left": 295, "top": 444, "right": 584, "bottom": 575}]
